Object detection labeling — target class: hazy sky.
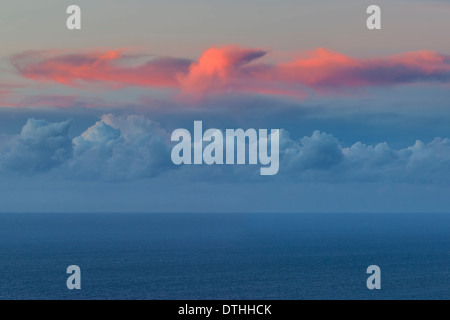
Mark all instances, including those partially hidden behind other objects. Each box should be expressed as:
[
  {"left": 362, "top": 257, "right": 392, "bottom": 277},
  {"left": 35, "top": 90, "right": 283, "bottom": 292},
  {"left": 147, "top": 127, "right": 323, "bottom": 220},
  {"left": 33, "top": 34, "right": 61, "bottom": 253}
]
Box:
[
  {"left": 1, "top": 0, "right": 450, "bottom": 57},
  {"left": 1, "top": 0, "right": 450, "bottom": 213}
]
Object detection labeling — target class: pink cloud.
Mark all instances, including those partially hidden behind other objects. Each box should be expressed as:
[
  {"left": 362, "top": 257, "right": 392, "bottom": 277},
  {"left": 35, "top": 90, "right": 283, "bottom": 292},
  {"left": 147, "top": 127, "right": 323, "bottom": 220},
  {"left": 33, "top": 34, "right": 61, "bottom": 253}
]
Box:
[
  {"left": 13, "top": 50, "right": 191, "bottom": 88},
  {"left": 11, "top": 46, "right": 450, "bottom": 102},
  {"left": 177, "top": 46, "right": 267, "bottom": 98},
  {"left": 275, "top": 48, "right": 450, "bottom": 88}
]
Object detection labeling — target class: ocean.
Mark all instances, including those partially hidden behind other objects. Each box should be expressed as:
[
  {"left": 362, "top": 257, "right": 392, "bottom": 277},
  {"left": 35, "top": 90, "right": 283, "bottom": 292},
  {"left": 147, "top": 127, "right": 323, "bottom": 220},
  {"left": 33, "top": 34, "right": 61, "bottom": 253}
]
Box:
[{"left": 0, "top": 213, "right": 448, "bottom": 300}]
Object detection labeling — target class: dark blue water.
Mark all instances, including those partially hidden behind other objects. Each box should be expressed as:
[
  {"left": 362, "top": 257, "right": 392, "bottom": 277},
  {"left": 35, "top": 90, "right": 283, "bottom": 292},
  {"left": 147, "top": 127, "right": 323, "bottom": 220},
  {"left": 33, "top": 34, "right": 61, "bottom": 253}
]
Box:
[{"left": 0, "top": 213, "right": 448, "bottom": 300}]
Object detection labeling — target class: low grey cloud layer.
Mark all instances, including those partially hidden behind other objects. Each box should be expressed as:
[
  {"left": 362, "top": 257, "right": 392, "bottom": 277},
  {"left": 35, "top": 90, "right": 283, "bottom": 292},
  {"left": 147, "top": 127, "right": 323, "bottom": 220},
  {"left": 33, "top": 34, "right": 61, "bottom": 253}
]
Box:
[
  {"left": 0, "top": 119, "right": 72, "bottom": 174},
  {"left": 68, "top": 114, "right": 172, "bottom": 180},
  {"left": 0, "top": 114, "right": 449, "bottom": 184},
  {"left": 280, "top": 130, "right": 450, "bottom": 184},
  {"left": 0, "top": 114, "right": 172, "bottom": 181}
]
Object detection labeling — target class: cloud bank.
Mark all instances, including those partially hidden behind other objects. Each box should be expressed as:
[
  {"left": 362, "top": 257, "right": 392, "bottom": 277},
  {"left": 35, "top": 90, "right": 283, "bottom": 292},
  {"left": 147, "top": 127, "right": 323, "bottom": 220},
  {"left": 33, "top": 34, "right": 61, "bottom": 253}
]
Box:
[
  {"left": 280, "top": 130, "right": 450, "bottom": 184},
  {"left": 1, "top": 114, "right": 450, "bottom": 184},
  {"left": 0, "top": 115, "right": 172, "bottom": 181}
]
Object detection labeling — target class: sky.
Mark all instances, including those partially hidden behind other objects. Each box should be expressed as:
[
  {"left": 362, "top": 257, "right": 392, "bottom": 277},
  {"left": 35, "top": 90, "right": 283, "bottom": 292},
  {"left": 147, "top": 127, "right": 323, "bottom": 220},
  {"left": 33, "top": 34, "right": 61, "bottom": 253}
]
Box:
[{"left": 0, "top": 0, "right": 450, "bottom": 213}]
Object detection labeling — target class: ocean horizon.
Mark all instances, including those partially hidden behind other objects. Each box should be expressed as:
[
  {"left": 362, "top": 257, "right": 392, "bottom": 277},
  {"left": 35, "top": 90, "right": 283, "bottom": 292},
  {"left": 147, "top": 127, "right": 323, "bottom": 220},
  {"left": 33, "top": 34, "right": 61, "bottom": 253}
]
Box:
[{"left": 0, "top": 212, "right": 448, "bottom": 300}]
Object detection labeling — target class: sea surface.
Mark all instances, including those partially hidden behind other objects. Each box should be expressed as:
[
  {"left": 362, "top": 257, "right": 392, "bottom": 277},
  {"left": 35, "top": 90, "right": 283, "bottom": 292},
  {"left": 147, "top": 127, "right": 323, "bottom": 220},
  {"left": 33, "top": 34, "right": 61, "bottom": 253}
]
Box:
[{"left": 0, "top": 213, "right": 448, "bottom": 300}]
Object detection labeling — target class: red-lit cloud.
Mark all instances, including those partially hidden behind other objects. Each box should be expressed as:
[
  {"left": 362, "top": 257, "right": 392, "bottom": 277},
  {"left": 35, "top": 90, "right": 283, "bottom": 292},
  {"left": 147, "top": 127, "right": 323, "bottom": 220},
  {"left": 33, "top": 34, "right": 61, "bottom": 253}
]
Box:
[
  {"left": 11, "top": 46, "right": 450, "bottom": 101},
  {"left": 13, "top": 50, "right": 191, "bottom": 88},
  {"left": 177, "top": 46, "right": 267, "bottom": 97},
  {"left": 276, "top": 48, "right": 450, "bottom": 88}
]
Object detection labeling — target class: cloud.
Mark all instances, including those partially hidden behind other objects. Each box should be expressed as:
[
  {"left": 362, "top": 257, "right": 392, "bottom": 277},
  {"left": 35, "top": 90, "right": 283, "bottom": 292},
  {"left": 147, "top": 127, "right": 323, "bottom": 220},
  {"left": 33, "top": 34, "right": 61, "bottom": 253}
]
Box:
[
  {"left": 275, "top": 49, "right": 450, "bottom": 89},
  {"left": 284, "top": 130, "right": 344, "bottom": 170},
  {"left": 177, "top": 46, "right": 268, "bottom": 98},
  {"left": 11, "top": 47, "right": 450, "bottom": 102},
  {"left": 0, "top": 115, "right": 173, "bottom": 181},
  {"left": 281, "top": 131, "right": 450, "bottom": 184},
  {"left": 1, "top": 115, "right": 450, "bottom": 184},
  {"left": 0, "top": 118, "right": 72, "bottom": 174},
  {"left": 68, "top": 114, "right": 173, "bottom": 181},
  {"left": 12, "top": 50, "right": 191, "bottom": 88}
]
